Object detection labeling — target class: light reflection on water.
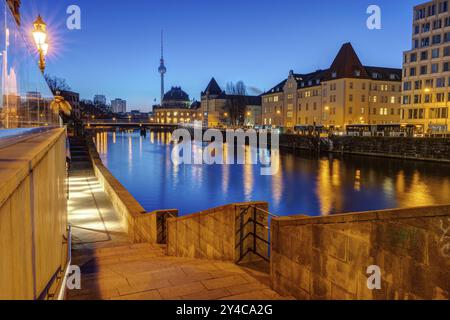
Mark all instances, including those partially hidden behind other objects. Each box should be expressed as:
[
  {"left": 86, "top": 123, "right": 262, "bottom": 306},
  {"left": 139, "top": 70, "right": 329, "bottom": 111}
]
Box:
[{"left": 95, "top": 130, "right": 450, "bottom": 216}]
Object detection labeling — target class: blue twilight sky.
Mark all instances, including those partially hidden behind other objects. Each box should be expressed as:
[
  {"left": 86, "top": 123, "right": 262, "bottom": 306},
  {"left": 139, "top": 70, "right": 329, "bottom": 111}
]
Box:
[{"left": 20, "top": 0, "right": 419, "bottom": 111}]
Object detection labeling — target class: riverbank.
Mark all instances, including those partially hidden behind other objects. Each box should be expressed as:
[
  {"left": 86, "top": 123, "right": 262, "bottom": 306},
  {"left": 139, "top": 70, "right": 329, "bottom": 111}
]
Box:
[{"left": 278, "top": 134, "right": 450, "bottom": 163}]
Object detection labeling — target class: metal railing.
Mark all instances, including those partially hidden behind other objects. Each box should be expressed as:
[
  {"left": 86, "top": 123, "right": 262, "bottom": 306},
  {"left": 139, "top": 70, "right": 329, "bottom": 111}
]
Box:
[
  {"left": 159, "top": 211, "right": 178, "bottom": 244},
  {"left": 235, "top": 205, "right": 279, "bottom": 263}
]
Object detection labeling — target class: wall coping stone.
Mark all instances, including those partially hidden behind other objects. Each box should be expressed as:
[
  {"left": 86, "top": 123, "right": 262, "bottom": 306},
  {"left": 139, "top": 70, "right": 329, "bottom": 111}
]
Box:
[
  {"left": 273, "top": 204, "right": 450, "bottom": 227},
  {"left": 0, "top": 128, "right": 65, "bottom": 208}
]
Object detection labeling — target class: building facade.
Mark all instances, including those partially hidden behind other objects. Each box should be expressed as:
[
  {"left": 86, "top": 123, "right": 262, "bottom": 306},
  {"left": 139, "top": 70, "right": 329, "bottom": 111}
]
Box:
[
  {"left": 201, "top": 78, "right": 262, "bottom": 127},
  {"left": 402, "top": 0, "right": 450, "bottom": 134},
  {"left": 6, "top": 0, "right": 20, "bottom": 25},
  {"left": 154, "top": 87, "right": 202, "bottom": 124},
  {"left": 262, "top": 43, "right": 402, "bottom": 132},
  {"left": 111, "top": 98, "right": 127, "bottom": 114},
  {"left": 60, "top": 90, "right": 81, "bottom": 119}
]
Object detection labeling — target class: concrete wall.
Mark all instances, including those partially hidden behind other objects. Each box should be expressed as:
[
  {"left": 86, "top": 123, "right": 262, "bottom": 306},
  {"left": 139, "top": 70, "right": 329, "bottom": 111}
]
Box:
[
  {"left": 271, "top": 205, "right": 450, "bottom": 300},
  {"left": 167, "top": 202, "right": 269, "bottom": 263},
  {"left": 0, "top": 129, "right": 68, "bottom": 300},
  {"left": 86, "top": 136, "right": 178, "bottom": 243},
  {"left": 279, "top": 135, "right": 450, "bottom": 162}
]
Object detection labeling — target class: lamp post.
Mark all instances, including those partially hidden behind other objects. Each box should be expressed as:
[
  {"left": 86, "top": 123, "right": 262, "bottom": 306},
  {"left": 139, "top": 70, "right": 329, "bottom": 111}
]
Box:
[{"left": 32, "top": 15, "right": 48, "bottom": 74}]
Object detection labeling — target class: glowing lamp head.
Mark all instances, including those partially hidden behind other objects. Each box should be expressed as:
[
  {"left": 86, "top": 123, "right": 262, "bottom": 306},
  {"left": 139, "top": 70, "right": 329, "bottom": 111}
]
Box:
[
  {"left": 40, "top": 42, "right": 49, "bottom": 56},
  {"left": 32, "top": 15, "right": 47, "bottom": 47}
]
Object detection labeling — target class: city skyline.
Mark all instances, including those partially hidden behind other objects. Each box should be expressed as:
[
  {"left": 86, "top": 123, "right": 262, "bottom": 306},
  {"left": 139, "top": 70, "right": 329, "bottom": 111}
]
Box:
[{"left": 20, "top": 0, "right": 419, "bottom": 111}]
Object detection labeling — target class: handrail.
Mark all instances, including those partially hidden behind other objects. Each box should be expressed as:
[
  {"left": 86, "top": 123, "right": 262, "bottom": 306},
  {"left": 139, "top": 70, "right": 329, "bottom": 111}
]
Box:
[{"left": 248, "top": 205, "right": 280, "bottom": 218}]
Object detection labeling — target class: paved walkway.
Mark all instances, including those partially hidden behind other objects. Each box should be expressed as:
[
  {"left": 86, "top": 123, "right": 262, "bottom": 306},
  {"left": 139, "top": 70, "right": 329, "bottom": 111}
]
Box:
[{"left": 67, "top": 137, "right": 289, "bottom": 300}]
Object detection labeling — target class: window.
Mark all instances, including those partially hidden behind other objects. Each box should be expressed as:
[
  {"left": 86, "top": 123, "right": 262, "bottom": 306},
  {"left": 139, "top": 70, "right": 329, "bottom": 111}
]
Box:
[
  {"left": 403, "top": 96, "right": 411, "bottom": 104},
  {"left": 420, "top": 65, "right": 428, "bottom": 75},
  {"left": 431, "top": 63, "right": 439, "bottom": 73},
  {"left": 422, "top": 23, "right": 431, "bottom": 32},
  {"left": 390, "top": 96, "right": 396, "bottom": 104},
  {"left": 444, "top": 62, "right": 450, "bottom": 72},
  {"left": 436, "top": 93, "right": 445, "bottom": 102},
  {"left": 414, "top": 25, "right": 420, "bottom": 34},
  {"left": 444, "top": 46, "right": 450, "bottom": 56},
  {"left": 349, "top": 94, "right": 353, "bottom": 102},
  {"left": 410, "top": 53, "right": 417, "bottom": 62},
  {"left": 432, "top": 48, "right": 440, "bottom": 58},
  {"left": 414, "top": 80, "right": 422, "bottom": 90},
  {"left": 421, "top": 51, "right": 428, "bottom": 60},
  {"left": 439, "top": 1, "right": 448, "bottom": 13},
  {"left": 410, "top": 67, "right": 416, "bottom": 76},
  {"left": 433, "top": 19, "right": 442, "bottom": 29},
  {"left": 331, "top": 71, "right": 337, "bottom": 78},
  {"left": 421, "top": 37, "right": 430, "bottom": 47},
  {"left": 404, "top": 82, "right": 412, "bottom": 91},
  {"left": 354, "top": 70, "right": 361, "bottom": 77},
  {"left": 445, "top": 32, "right": 450, "bottom": 42},
  {"left": 414, "top": 95, "right": 422, "bottom": 104},
  {"left": 349, "top": 107, "right": 353, "bottom": 114},
  {"left": 437, "top": 77, "right": 446, "bottom": 87},
  {"left": 425, "top": 94, "right": 431, "bottom": 103},
  {"left": 432, "top": 35, "right": 441, "bottom": 45},
  {"left": 380, "top": 108, "right": 388, "bottom": 115},
  {"left": 274, "top": 96, "right": 279, "bottom": 102}
]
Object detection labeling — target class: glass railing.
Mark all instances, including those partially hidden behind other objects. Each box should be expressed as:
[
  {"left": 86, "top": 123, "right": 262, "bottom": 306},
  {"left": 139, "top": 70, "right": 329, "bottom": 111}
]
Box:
[{"left": 0, "top": 0, "right": 59, "bottom": 131}]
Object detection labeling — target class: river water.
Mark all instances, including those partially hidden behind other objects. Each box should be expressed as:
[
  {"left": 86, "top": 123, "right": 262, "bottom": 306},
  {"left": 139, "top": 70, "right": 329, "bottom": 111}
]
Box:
[{"left": 95, "top": 130, "right": 450, "bottom": 216}]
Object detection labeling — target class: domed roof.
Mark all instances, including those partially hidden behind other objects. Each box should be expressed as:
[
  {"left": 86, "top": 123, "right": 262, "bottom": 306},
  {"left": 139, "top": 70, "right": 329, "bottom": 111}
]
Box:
[{"left": 163, "top": 86, "right": 189, "bottom": 102}]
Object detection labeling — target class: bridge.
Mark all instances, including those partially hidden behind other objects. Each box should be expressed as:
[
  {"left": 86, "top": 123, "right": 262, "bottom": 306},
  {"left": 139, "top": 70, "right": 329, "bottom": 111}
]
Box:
[{"left": 84, "top": 120, "right": 178, "bottom": 130}]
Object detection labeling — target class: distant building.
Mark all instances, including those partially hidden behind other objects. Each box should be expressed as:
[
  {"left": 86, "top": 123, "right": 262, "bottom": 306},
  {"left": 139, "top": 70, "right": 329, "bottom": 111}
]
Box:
[
  {"left": 402, "top": 0, "right": 450, "bottom": 134},
  {"left": 93, "top": 95, "right": 107, "bottom": 106},
  {"left": 6, "top": 0, "right": 20, "bottom": 25},
  {"left": 201, "top": 78, "right": 262, "bottom": 127},
  {"left": 262, "top": 43, "right": 402, "bottom": 131},
  {"left": 111, "top": 98, "right": 127, "bottom": 113},
  {"left": 60, "top": 90, "right": 81, "bottom": 119},
  {"left": 154, "top": 87, "right": 202, "bottom": 124}
]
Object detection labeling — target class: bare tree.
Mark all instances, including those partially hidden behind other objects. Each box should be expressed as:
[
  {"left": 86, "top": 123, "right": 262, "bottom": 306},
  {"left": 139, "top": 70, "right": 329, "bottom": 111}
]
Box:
[
  {"left": 225, "top": 81, "right": 247, "bottom": 126},
  {"left": 44, "top": 74, "right": 71, "bottom": 94}
]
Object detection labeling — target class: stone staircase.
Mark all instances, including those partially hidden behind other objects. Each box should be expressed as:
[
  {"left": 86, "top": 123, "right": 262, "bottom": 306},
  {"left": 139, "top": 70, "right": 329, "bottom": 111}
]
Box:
[
  {"left": 68, "top": 136, "right": 92, "bottom": 170},
  {"left": 67, "top": 243, "right": 289, "bottom": 300}
]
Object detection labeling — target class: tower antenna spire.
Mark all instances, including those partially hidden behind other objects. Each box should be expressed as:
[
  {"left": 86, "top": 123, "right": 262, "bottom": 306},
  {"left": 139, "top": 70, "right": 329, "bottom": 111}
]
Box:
[
  {"left": 158, "top": 29, "right": 167, "bottom": 105},
  {"left": 161, "top": 30, "right": 164, "bottom": 59}
]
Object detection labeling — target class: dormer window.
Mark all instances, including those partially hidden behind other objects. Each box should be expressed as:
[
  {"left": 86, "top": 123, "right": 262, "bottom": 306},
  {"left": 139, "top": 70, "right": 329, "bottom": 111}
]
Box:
[
  {"left": 316, "top": 79, "right": 320, "bottom": 84},
  {"left": 389, "top": 74, "right": 397, "bottom": 80},
  {"left": 354, "top": 70, "right": 361, "bottom": 77},
  {"left": 308, "top": 80, "right": 312, "bottom": 86},
  {"left": 372, "top": 72, "right": 380, "bottom": 79},
  {"left": 331, "top": 71, "right": 337, "bottom": 78},
  {"left": 301, "top": 82, "right": 305, "bottom": 87}
]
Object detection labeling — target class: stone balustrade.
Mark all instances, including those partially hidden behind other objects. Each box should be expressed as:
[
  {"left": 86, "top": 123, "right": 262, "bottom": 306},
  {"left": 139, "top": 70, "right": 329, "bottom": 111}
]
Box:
[
  {"left": 270, "top": 204, "right": 450, "bottom": 300},
  {"left": 0, "top": 129, "right": 68, "bottom": 300}
]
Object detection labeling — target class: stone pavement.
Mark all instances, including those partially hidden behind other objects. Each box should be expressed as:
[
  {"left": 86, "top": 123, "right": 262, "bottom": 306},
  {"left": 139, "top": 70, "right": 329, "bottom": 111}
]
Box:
[{"left": 67, "top": 137, "right": 290, "bottom": 300}]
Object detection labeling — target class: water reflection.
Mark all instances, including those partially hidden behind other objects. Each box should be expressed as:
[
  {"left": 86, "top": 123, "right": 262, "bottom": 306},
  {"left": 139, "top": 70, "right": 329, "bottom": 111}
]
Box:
[{"left": 97, "top": 130, "right": 450, "bottom": 216}]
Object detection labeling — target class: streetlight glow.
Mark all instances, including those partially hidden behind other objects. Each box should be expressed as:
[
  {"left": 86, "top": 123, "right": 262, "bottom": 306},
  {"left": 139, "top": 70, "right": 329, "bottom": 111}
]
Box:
[{"left": 32, "top": 15, "right": 49, "bottom": 74}]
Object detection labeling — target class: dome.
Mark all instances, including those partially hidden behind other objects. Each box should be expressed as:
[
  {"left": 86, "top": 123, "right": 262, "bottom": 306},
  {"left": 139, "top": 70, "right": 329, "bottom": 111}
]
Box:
[
  {"left": 161, "top": 87, "right": 190, "bottom": 108},
  {"left": 163, "top": 86, "right": 189, "bottom": 102}
]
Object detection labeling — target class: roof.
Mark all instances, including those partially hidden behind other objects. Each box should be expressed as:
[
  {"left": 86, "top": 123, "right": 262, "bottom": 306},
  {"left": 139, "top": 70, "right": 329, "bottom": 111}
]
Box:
[
  {"left": 217, "top": 93, "right": 261, "bottom": 106},
  {"left": 190, "top": 100, "right": 201, "bottom": 109},
  {"left": 202, "top": 77, "right": 223, "bottom": 96},
  {"left": 324, "top": 42, "right": 369, "bottom": 80},
  {"left": 262, "top": 42, "right": 401, "bottom": 96}
]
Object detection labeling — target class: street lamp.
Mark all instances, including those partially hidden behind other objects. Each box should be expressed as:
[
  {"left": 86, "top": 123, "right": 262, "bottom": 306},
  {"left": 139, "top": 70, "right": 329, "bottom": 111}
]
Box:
[{"left": 32, "top": 15, "right": 48, "bottom": 74}]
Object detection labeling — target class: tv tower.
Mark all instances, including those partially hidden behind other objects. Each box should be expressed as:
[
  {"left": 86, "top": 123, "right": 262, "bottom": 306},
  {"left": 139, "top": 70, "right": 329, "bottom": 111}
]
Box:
[{"left": 158, "top": 30, "right": 167, "bottom": 105}]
